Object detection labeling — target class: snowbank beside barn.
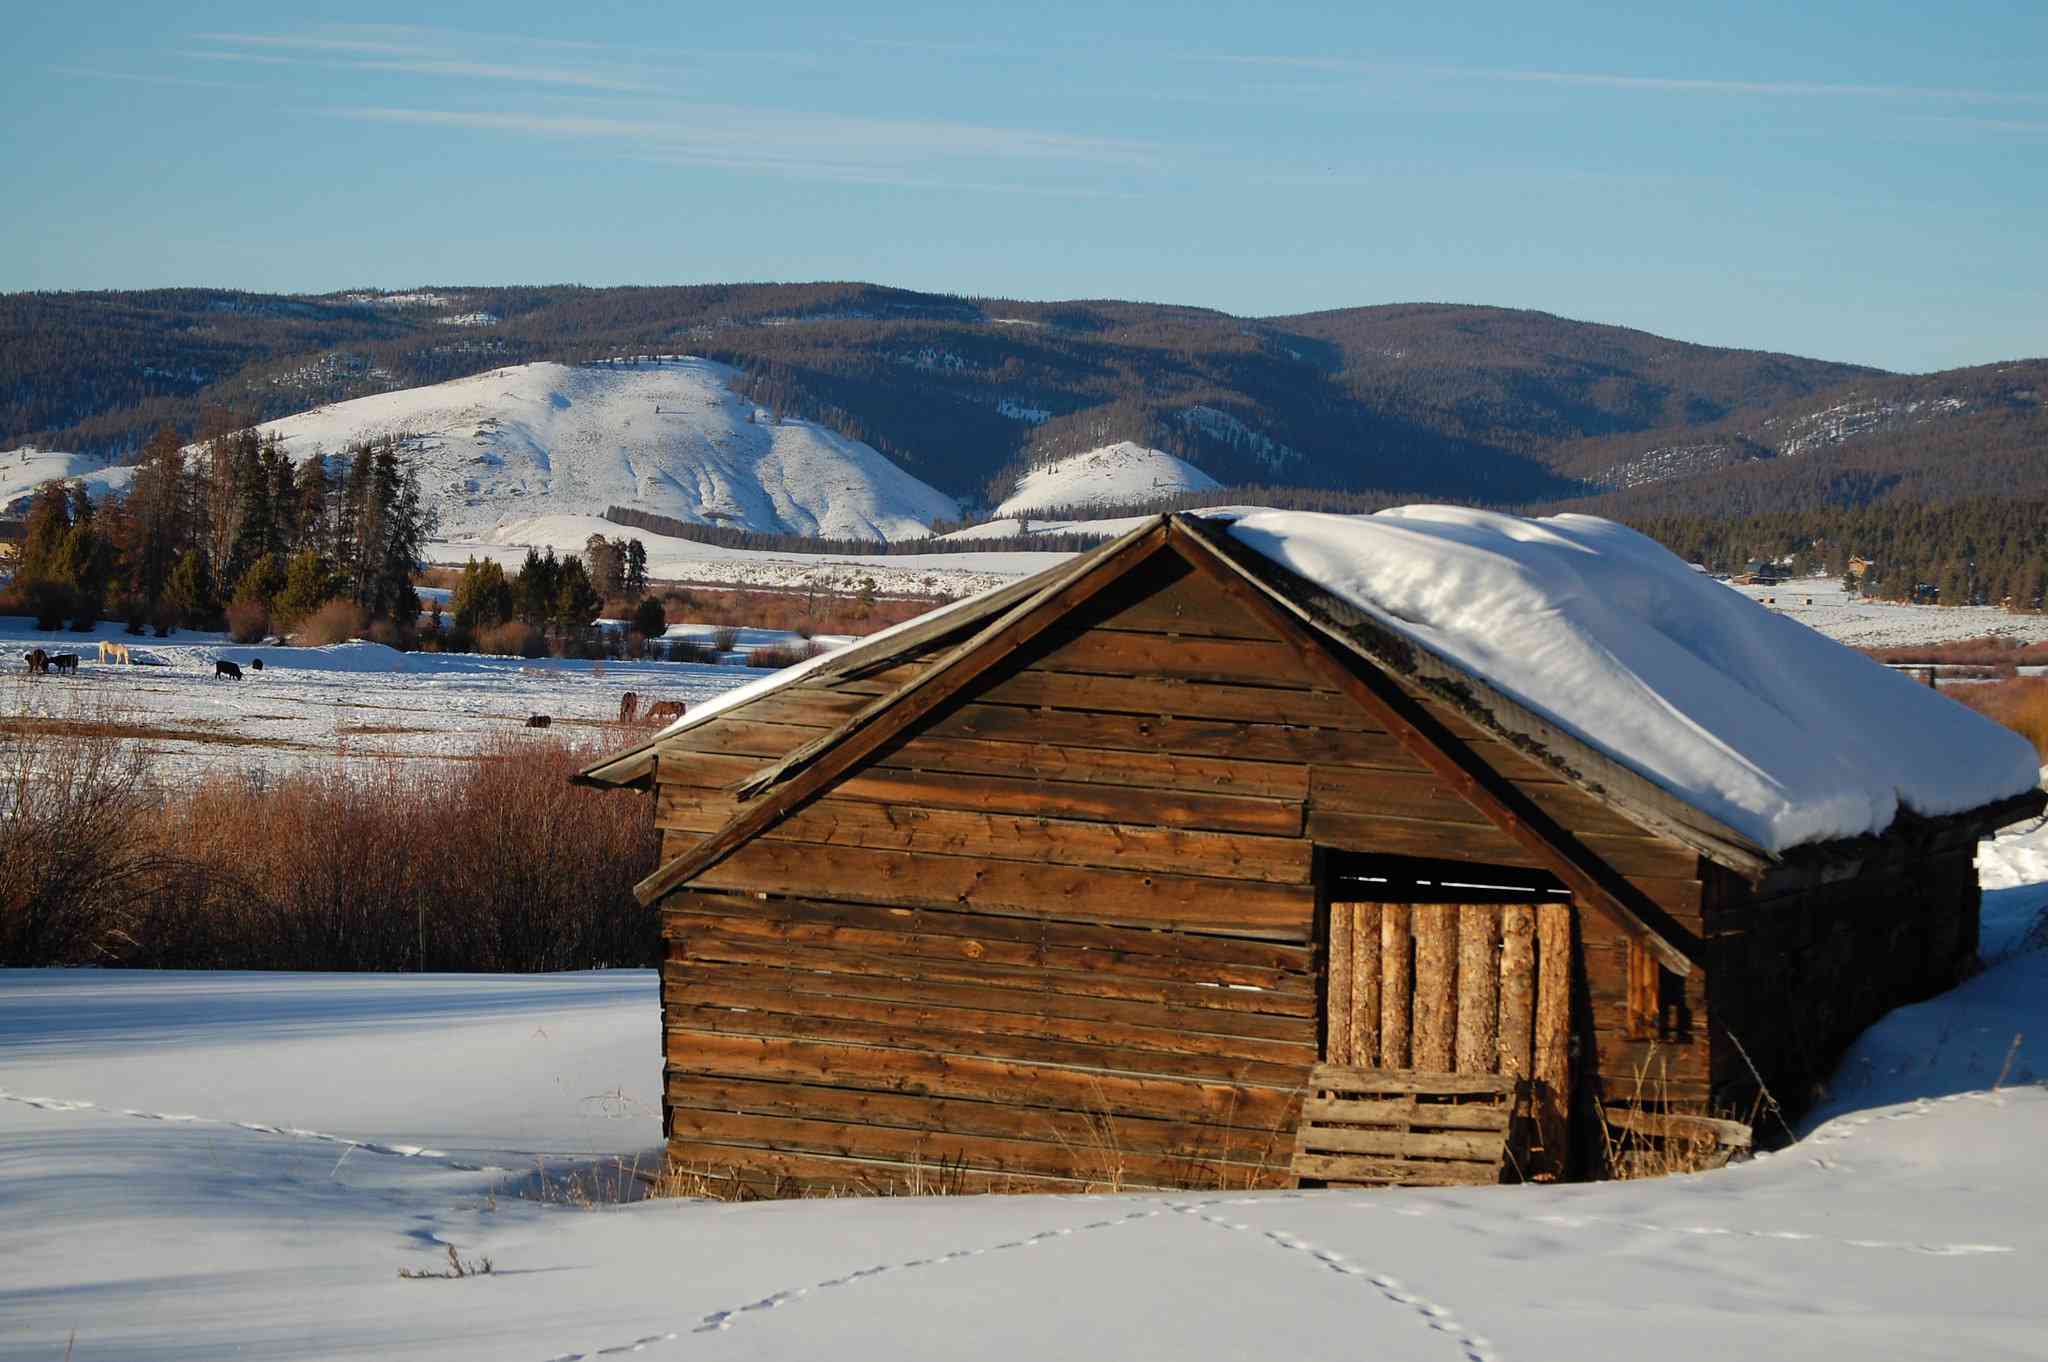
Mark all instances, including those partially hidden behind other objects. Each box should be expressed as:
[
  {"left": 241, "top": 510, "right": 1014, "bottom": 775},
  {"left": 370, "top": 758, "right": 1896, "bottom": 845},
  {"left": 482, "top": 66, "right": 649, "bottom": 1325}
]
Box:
[{"left": 1225, "top": 506, "right": 2041, "bottom": 854}]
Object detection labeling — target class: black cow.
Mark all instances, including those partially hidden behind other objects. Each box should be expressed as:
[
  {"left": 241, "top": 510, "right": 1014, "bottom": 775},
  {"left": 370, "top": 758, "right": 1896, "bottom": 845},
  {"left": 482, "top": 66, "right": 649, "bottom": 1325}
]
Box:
[
  {"left": 249, "top": 657, "right": 264, "bottom": 672},
  {"left": 525, "top": 714, "right": 551, "bottom": 729},
  {"left": 215, "top": 659, "right": 243, "bottom": 680},
  {"left": 50, "top": 654, "right": 79, "bottom": 675}
]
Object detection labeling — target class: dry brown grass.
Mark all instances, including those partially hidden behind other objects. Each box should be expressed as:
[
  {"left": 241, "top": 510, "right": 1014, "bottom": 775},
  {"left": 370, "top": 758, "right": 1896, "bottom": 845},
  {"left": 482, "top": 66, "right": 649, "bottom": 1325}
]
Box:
[
  {"left": 1948, "top": 677, "right": 2048, "bottom": 760},
  {"left": 1598, "top": 1051, "right": 1758, "bottom": 1179},
  {"left": 660, "top": 584, "right": 946, "bottom": 637},
  {"left": 1863, "top": 637, "right": 2048, "bottom": 667},
  {"left": 1, "top": 696, "right": 660, "bottom": 969}
]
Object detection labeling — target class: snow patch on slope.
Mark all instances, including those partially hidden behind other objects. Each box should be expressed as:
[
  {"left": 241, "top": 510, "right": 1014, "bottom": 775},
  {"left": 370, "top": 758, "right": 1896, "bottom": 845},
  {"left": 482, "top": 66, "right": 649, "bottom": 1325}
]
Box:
[
  {"left": 996, "top": 443, "right": 1221, "bottom": 516},
  {"left": 236, "top": 358, "right": 959, "bottom": 543},
  {"left": 1227, "top": 506, "right": 2041, "bottom": 853},
  {"left": 0, "top": 447, "right": 138, "bottom": 515}
]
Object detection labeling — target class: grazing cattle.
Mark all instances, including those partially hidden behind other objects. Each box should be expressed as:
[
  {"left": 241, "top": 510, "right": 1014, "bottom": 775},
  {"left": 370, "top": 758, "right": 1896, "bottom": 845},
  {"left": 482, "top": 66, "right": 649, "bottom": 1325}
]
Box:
[
  {"left": 644, "top": 700, "right": 687, "bottom": 723},
  {"left": 23, "top": 649, "right": 48, "bottom": 676},
  {"left": 618, "top": 691, "right": 640, "bottom": 724},
  {"left": 525, "top": 714, "right": 552, "bottom": 729},
  {"left": 50, "top": 654, "right": 79, "bottom": 675},
  {"left": 98, "top": 641, "right": 131, "bottom": 666},
  {"left": 249, "top": 657, "right": 264, "bottom": 672},
  {"left": 215, "top": 659, "right": 243, "bottom": 681}
]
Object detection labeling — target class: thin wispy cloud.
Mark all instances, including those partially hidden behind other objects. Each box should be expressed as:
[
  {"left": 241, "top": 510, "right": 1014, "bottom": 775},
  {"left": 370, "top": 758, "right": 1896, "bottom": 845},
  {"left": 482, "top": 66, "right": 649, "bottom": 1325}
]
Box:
[
  {"left": 191, "top": 30, "right": 657, "bottom": 91},
  {"left": 195, "top": 31, "right": 419, "bottom": 58},
  {"left": 54, "top": 65, "right": 260, "bottom": 92},
  {"left": 1215, "top": 55, "right": 2048, "bottom": 107},
  {"left": 349, "top": 60, "right": 649, "bottom": 91},
  {"left": 330, "top": 104, "right": 1160, "bottom": 172}
]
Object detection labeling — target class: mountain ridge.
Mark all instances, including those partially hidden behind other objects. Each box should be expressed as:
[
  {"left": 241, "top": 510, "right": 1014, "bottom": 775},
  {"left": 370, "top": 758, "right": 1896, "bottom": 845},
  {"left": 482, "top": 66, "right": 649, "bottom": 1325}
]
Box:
[{"left": 3, "top": 282, "right": 2038, "bottom": 518}]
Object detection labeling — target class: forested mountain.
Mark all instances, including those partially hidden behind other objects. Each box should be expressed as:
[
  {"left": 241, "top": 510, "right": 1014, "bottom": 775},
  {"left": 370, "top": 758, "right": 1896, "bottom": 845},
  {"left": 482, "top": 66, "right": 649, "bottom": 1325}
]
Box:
[
  {"left": 1555, "top": 361, "right": 2048, "bottom": 517},
  {"left": 8, "top": 282, "right": 1973, "bottom": 513}
]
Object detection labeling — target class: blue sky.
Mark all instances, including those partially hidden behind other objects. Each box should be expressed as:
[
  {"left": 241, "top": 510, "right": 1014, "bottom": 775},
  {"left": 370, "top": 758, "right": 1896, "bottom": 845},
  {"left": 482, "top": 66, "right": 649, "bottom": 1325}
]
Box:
[{"left": 8, "top": 1, "right": 2045, "bottom": 372}]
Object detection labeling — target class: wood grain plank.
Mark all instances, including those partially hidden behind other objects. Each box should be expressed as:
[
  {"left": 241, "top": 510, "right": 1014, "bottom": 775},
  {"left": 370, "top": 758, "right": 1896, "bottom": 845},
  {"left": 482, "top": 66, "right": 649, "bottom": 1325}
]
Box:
[
  {"left": 1456, "top": 905, "right": 1501, "bottom": 1074},
  {"left": 664, "top": 959, "right": 1317, "bottom": 1047},
  {"left": 671, "top": 1032, "right": 1303, "bottom": 1130},
  {"left": 659, "top": 792, "right": 1312, "bottom": 882},
  {"left": 689, "top": 842, "right": 1318, "bottom": 941},
  {"left": 1411, "top": 904, "right": 1458, "bottom": 1072}
]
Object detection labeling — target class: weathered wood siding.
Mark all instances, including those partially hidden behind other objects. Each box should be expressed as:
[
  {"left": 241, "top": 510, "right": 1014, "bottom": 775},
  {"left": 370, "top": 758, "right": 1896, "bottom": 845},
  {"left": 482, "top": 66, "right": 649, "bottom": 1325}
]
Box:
[
  {"left": 1702, "top": 844, "right": 1981, "bottom": 1116},
  {"left": 659, "top": 889, "right": 1314, "bottom": 1191},
  {"left": 648, "top": 550, "right": 1712, "bottom": 1188}
]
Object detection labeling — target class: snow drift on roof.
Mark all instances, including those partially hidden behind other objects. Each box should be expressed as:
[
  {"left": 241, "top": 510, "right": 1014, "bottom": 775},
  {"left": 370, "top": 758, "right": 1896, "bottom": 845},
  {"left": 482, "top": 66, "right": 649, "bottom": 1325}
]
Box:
[{"left": 1225, "top": 506, "right": 2041, "bottom": 855}]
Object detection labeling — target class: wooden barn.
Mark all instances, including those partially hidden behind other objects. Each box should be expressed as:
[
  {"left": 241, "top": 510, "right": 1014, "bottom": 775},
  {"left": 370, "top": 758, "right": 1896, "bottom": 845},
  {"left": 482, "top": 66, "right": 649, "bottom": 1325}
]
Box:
[{"left": 577, "top": 510, "right": 2044, "bottom": 1193}]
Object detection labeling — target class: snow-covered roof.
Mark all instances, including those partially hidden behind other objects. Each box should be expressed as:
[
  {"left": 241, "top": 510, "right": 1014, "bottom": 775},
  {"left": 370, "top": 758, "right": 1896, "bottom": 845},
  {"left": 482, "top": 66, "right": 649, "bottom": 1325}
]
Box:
[{"left": 1223, "top": 507, "right": 2042, "bottom": 856}]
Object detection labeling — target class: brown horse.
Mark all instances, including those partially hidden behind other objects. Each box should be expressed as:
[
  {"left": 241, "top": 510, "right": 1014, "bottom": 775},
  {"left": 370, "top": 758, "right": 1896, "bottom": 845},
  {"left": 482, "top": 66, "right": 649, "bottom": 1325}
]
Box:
[{"left": 22, "top": 649, "right": 48, "bottom": 676}]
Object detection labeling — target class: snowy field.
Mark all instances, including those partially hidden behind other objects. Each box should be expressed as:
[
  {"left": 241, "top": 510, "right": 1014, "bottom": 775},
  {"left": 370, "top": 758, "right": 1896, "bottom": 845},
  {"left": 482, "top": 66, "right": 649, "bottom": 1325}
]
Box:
[
  {"left": 3, "top": 820, "right": 2044, "bottom": 1361},
  {"left": 1, "top": 617, "right": 766, "bottom": 776},
  {"left": 1731, "top": 577, "right": 2048, "bottom": 648},
  {"left": 430, "top": 511, "right": 1051, "bottom": 599}
]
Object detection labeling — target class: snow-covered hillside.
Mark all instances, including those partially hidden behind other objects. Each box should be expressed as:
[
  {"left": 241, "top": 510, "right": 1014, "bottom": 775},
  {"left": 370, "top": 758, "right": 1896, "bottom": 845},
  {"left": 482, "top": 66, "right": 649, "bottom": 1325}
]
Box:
[
  {"left": 996, "top": 443, "right": 1220, "bottom": 516},
  {"left": 0, "top": 447, "right": 136, "bottom": 516},
  {"left": 231, "top": 358, "right": 959, "bottom": 543}
]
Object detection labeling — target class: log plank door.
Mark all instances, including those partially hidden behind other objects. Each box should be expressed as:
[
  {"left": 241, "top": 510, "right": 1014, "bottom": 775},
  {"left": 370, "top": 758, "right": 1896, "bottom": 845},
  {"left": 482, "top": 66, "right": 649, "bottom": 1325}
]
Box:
[{"left": 1295, "top": 901, "right": 1575, "bottom": 1186}]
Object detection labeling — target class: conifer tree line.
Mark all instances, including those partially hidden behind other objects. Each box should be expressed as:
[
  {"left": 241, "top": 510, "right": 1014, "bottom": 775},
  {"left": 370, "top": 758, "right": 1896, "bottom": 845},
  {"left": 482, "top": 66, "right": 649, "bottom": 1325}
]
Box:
[
  {"left": 1621, "top": 498, "right": 2048, "bottom": 608},
  {"left": 442, "top": 533, "right": 663, "bottom": 657},
  {"left": 6, "top": 424, "right": 434, "bottom": 640}
]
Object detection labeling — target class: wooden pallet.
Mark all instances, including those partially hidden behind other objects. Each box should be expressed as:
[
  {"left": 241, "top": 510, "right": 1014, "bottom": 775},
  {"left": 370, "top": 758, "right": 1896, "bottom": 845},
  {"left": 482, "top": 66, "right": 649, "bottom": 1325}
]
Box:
[{"left": 1291, "top": 1065, "right": 1518, "bottom": 1188}]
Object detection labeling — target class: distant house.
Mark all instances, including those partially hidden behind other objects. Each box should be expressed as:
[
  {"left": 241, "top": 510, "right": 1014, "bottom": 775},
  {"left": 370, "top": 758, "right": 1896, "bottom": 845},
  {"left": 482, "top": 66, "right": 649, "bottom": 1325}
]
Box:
[{"left": 578, "top": 510, "right": 2042, "bottom": 1194}]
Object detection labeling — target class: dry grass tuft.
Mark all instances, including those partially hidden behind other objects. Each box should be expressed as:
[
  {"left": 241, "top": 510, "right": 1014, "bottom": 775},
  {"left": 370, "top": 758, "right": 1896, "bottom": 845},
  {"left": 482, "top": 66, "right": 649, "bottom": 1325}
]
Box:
[
  {"left": 398, "top": 1245, "right": 493, "bottom": 1280},
  {"left": 1599, "top": 1051, "right": 1758, "bottom": 1179}
]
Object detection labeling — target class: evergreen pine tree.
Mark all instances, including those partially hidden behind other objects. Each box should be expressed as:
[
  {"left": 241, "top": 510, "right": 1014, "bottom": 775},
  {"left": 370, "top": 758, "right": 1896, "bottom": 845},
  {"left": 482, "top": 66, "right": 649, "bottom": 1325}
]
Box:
[
  {"left": 273, "top": 550, "right": 339, "bottom": 629},
  {"left": 18, "top": 483, "right": 73, "bottom": 583},
  {"left": 164, "top": 549, "right": 218, "bottom": 629}
]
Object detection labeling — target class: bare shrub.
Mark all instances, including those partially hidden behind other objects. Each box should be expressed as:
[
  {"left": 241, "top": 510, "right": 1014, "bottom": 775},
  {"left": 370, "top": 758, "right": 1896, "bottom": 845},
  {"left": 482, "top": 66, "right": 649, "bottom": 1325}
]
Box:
[
  {"left": 225, "top": 600, "right": 270, "bottom": 644},
  {"left": 134, "top": 733, "right": 659, "bottom": 971},
  {"left": 710, "top": 625, "right": 740, "bottom": 652},
  {"left": 296, "top": 599, "right": 365, "bottom": 646},
  {"left": 478, "top": 620, "right": 547, "bottom": 658},
  {"left": 666, "top": 639, "right": 719, "bottom": 665},
  {"left": 0, "top": 687, "right": 181, "bottom": 964},
  {"left": 745, "top": 641, "right": 825, "bottom": 669}
]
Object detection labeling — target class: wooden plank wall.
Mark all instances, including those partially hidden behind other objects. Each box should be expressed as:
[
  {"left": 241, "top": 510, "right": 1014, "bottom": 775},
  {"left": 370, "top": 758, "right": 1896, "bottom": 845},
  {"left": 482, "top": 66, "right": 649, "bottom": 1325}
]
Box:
[
  {"left": 1702, "top": 847, "right": 1980, "bottom": 1116},
  {"left": 659, "top": 889, "right": 1314, "bottom": 1191},
  {"left": 647, "top": 549, "right": 1712, "bottom": 1187}
]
